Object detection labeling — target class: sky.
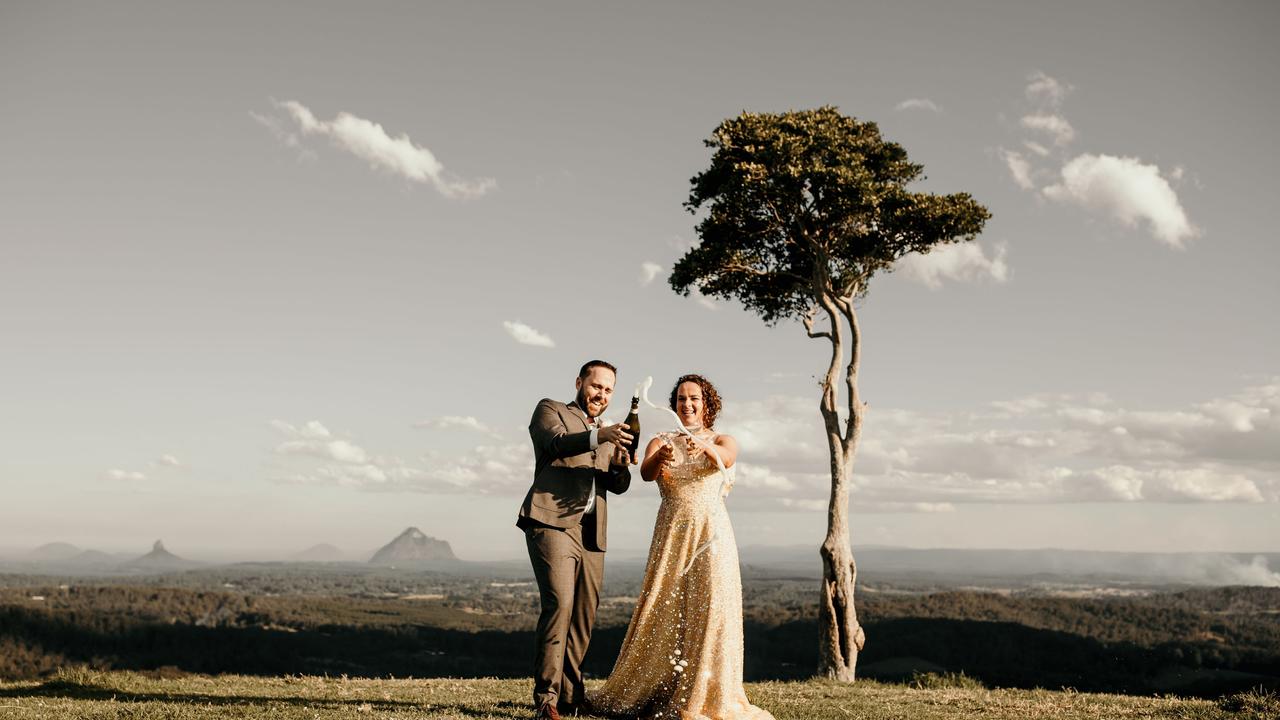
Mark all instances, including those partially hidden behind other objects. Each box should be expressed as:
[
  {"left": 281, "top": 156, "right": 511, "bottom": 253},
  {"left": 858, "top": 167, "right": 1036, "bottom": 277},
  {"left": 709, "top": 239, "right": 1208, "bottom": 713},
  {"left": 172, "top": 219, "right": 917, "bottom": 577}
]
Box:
[{"left": 2, "top": 0, "right": 1277, "bottom": 562}]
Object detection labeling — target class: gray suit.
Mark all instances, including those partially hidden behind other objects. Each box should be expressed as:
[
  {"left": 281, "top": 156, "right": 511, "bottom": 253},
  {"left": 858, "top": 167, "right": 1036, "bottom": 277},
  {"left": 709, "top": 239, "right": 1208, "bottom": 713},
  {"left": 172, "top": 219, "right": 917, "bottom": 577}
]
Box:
[{"left": 517, "top": 398, "right": 631, "bottom": 711}]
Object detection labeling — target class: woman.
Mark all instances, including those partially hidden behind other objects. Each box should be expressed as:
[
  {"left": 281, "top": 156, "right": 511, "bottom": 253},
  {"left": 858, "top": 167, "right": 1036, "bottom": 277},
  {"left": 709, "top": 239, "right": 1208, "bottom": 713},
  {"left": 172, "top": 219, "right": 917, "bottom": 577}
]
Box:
[{"left": 587, "top": 375, "right": 774, "bottom": 720}]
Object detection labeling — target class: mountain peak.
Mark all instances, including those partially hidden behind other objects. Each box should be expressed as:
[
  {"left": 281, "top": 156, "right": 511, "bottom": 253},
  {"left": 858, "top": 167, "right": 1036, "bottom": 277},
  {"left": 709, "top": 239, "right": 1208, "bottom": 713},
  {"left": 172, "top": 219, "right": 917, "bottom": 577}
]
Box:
[
  {"left": 370, "top": 527, "right": 457, "bottom": 565},
  {"left": 152, "top": 539, "right": 166, "bottom": 552}
]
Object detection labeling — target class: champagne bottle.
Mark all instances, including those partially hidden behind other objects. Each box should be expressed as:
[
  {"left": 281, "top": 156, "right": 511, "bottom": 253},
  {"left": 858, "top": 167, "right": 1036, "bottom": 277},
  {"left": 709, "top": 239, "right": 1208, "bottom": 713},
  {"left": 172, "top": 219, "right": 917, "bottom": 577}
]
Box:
[{"left": 623, "top": 393, "right": 641, "bottom": 462}]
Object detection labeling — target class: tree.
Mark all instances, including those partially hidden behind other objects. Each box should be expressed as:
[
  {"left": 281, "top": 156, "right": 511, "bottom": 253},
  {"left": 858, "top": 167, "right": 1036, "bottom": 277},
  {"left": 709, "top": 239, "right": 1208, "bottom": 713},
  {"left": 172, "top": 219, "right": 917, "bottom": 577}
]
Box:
[{"left": 670, "top": 107, "right": 991, "bottom": 681}]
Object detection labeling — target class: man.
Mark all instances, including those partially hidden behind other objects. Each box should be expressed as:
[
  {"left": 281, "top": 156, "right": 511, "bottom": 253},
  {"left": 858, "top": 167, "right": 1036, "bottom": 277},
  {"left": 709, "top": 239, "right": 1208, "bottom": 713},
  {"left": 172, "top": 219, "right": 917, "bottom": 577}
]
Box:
[{"left": 517, "top": 360, "right": 635, "bottom": 719}]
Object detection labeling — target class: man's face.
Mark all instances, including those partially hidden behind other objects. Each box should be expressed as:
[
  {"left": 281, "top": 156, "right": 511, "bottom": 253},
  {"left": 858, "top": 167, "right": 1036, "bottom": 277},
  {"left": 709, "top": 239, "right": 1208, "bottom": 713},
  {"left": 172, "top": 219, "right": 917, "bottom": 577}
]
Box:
[{"left": 575, "top": 367, "right": 616, "bottom": 419}]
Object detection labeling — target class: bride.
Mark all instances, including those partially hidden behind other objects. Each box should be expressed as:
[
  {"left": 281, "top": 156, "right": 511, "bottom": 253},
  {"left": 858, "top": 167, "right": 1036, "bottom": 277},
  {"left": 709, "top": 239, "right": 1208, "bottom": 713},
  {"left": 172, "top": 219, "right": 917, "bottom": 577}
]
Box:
[{"left": 587, "top": 374, "right": 774, "bottom": 720}]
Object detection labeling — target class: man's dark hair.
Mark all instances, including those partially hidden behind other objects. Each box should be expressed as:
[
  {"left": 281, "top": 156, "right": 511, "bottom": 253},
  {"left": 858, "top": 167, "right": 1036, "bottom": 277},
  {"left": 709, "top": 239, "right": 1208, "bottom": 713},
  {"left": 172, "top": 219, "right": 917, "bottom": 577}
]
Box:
[{"left": 578, "top": 359, "right": 617, "bottom": 379}]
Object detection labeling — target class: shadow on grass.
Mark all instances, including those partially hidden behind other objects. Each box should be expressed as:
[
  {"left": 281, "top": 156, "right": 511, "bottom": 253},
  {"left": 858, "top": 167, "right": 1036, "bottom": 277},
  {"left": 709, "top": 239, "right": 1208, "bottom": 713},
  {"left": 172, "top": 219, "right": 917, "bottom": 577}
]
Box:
[
  {"left": 3, "top": 605, "right": 1276, "bottom": 698},
  {"left": 0, "top": 679, "right": 539, "bottom": 719}
]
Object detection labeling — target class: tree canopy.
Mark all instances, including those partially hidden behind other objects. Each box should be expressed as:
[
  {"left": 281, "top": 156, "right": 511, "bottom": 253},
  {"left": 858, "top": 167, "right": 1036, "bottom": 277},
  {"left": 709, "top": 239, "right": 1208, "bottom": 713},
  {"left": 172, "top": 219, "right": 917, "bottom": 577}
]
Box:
[{"left": 671, "top": 106, "right": 991, "bottom": 321}]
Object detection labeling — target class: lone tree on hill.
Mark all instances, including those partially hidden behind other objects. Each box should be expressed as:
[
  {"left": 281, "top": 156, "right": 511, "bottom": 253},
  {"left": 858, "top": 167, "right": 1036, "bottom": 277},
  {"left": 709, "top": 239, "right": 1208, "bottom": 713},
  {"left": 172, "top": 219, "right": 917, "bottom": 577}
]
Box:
[{"left": 671, "top": 107, "right": 991, "bottom": 681}]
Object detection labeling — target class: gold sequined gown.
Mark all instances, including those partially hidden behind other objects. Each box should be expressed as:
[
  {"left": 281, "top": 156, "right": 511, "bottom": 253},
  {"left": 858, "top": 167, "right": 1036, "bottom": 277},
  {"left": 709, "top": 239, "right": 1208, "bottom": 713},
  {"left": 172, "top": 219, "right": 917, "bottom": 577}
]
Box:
[{"left": 587, "top": 432, "right": 775, "bottom": 720}]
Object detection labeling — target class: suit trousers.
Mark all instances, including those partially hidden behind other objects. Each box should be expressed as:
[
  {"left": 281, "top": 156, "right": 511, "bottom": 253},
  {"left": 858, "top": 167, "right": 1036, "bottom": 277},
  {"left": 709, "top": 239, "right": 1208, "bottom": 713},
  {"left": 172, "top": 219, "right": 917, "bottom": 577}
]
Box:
[{"left": 526, "top": 520, "right": 603, "bottom": 710}]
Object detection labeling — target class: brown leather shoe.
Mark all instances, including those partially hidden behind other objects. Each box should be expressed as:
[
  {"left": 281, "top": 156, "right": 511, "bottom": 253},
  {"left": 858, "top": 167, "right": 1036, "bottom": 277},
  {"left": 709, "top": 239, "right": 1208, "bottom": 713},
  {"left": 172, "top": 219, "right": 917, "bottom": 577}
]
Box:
[{"left": 535, "top": 702, "right": 562, "bottom": 720}]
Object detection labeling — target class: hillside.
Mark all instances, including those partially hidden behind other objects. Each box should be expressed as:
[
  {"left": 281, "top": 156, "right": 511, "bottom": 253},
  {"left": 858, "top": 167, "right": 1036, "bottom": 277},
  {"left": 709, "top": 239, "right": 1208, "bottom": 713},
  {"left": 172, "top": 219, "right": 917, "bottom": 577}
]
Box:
[{"left": 0, "top": 670, "right": 1274, "bottom": 719}]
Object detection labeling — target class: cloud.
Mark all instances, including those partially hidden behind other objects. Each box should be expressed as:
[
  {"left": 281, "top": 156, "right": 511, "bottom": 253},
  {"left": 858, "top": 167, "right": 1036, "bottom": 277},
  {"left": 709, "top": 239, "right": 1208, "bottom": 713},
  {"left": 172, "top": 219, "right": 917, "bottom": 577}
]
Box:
[
  {"left": 897, "top": 241, "right": 1010, "bottom": 289},
  {"left": 249, "top": 110, "right": 317, "bottom": 162},
  {"left": 503, "top": 320, "right": 556, "bottom": 348},
  {"left": 153, "top": 454, "right": 183, "bottom": 468},
  {"left": 1003, "top": 74, "right": 1198, "bottom": 249},
  {"left": 1043, "top": 154, "right": 1198, "bottom": 247},
  {"left": 263, "top": 99, "right": 495, "bottom": 199},
  {"left": 894, "top": 98, "right": 942, "bottom": 113},
  {"left": 414, "top": 415, "right": 500, "bottom": 437},
  {"left": 1000, "top": 149, "right": 1036, "bottom": 190},
  {"left": 264, "top": 380, "right": 1279, "bottom": 511},
  {"left": 640, "top": 261, "right": 665, "bottom": 286},
  {"left": 272, "top": 437, "right": 533, "bottom": 496},
  {"left": 103, "top": 469, "right": 146, "bottom": 481},
  {"left": 1025, "top": 71, "right": 1072, "bottom": 108},
  {"left": 711, "top": 379, "right": 1280, "bottom": 511},
  {"left": 272, "top": 420, "right": 370, "bottom": 464},
  {"left": 695, "top": 294, "right": 718, "bottom": 311},
  {"left": 1020, "top": 113, "right": 1076, "bottom": 146},
  {"left": 1023, "top": 141, "right": 1051, "bottom": 157}
]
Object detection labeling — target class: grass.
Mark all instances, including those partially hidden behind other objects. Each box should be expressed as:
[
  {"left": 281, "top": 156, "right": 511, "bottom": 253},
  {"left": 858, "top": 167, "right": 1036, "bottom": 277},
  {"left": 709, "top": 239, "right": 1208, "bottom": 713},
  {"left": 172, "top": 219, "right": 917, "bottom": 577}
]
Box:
[{"left": 0, "top": 670, "right": 1275, "bottom": 719}]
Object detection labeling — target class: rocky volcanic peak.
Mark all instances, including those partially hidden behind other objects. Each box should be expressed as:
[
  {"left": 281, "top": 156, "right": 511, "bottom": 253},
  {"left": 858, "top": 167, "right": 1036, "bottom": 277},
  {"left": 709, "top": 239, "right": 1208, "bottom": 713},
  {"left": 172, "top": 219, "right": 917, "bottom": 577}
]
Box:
[
  {"left": 369, "top": 527, "right": 457, "bottom": 565},
  {"left": 124, "top": 539, "right": 200, "bottom": 570}
]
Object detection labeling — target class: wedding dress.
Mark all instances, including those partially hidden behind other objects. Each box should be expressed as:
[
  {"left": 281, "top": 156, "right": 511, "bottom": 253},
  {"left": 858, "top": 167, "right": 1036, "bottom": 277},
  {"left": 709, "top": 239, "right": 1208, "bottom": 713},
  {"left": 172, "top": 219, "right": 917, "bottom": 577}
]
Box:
[{"left": 587, "top": 431, "right": 775, "bottom": 720}]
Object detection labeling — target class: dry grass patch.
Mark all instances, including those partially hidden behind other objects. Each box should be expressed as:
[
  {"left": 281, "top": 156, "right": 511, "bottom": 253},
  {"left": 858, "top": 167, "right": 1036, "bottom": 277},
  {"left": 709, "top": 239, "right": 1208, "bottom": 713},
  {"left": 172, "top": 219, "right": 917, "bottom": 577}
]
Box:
[{"left": 0, "top": 670, "right": 1260, "bottom": 719}]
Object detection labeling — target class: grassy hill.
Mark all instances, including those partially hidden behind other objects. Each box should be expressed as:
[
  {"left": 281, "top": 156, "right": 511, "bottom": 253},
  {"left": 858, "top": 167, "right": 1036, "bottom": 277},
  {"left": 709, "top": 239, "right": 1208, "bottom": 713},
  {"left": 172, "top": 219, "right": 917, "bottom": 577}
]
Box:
[{"left": 0, "top": 670, "right": 1276, "bottom": 720}]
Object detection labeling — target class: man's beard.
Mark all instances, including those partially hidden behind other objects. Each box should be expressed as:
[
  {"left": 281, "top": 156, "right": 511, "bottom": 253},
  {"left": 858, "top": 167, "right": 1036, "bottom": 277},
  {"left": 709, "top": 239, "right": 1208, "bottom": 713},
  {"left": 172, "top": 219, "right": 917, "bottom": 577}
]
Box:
[{"left": 576, "top": 389, "right": 607, "bottom": 419}]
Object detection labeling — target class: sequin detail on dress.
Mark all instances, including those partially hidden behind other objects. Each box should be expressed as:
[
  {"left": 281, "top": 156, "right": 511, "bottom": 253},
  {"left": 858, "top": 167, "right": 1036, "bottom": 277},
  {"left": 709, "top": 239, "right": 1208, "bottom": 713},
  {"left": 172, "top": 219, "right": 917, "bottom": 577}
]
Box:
[{"left": 586, "top": 432, "right": 775, "bottom": 720}]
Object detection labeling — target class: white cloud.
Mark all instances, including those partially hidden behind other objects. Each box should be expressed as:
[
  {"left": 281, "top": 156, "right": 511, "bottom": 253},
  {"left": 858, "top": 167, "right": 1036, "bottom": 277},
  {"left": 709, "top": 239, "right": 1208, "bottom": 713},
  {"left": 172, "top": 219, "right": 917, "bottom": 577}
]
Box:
[
  {"left": 414, "top": 415, "right": 499, "bottom": 437},
  {"left": 713, "top": 379, "right": 1280, "bottom": 511},
  {"left": 733, "top": 462, "right": 797, "bottom": 491},
  {"left": 272, "top": 420, "right": 370, "bottom": 464},
  {"left": 265, "top": 99, "right": 495, "bottom": 199},
  {"left": 640, "top": 261, "right": 665, "bottom": 286},
  {"left": 1021, "top": 113, "right": 1076, "bottom": 146},
  {"left": 1000, "top": 149, "right": 1036, "bottom": 190},
  {"left": 502, "top": 320, "right": 555, "bottom": 348},
  {"left": 103, "top": 469, "right": 146, "bottom": 481},
  {"left": 894, "top": 98, "right": 942, "bottom": 113},
  {"left": 695, "top": 294, "right": 718, "bottom": 311},
  {"left": 264, "top": 380, "right": 1279, "bottom": 510},
  {"left": 897, "top": 241, "right": 1009, "bottom": 289},
  {"left": 1023, "top": 141, "right": 1051, "bottom": 157},
  {"left": 154, "top": 454, "right": 183, "bottom": 468},
  {"left": 1025, "top": 71, "right": 1072, "bottom": 108},
  {"left": 271, "top": 420, "right": 332, "bottom": 439},
  {"left": 1043, "top": 153, "right": 1198, "bottom": 247}
]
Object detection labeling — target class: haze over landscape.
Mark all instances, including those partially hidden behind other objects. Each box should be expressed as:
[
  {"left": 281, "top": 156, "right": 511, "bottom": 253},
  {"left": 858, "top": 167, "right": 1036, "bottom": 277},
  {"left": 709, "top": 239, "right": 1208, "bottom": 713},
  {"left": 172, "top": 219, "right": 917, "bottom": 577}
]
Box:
[{"left": 2, "top": 1, "right": 1277, "bottom": 566}]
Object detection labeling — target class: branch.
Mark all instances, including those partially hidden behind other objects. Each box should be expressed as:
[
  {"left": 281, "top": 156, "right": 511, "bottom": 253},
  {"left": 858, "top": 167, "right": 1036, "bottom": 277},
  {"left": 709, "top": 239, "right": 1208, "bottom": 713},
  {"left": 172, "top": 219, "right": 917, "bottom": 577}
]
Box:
[
  {"left": 803, "top": 304, "right": 832, "bottom": 340},
  {"left": 723, "top": 261, "right": 806, "bottom": 285},
  {"left": 832, "top": 293, "right": 866, "bottom": 453}
]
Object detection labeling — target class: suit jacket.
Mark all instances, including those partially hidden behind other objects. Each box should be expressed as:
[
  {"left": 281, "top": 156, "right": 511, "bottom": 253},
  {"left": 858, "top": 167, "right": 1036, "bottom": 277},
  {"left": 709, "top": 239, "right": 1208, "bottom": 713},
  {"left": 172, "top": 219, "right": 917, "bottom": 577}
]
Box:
[{"left": 517, "top": 398, "right": 631, "bottom": 551}]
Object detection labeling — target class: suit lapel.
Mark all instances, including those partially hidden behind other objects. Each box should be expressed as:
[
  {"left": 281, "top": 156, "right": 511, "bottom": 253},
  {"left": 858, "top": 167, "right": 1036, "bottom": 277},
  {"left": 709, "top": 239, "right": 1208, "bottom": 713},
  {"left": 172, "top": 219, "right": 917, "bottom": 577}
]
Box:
[{"left": 566, "top": 400, "right": 593, "bottom": 431}]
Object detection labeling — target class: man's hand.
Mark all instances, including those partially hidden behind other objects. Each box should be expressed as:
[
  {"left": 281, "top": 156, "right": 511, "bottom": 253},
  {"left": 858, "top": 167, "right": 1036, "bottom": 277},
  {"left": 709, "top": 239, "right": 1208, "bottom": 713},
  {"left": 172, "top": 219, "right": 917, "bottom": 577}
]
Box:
[
  {"left": 598, "top": 422, "right": 635, "bottom": 448},
  {"left": 610, "top": 444, "right": 632, "bottom": 467}
]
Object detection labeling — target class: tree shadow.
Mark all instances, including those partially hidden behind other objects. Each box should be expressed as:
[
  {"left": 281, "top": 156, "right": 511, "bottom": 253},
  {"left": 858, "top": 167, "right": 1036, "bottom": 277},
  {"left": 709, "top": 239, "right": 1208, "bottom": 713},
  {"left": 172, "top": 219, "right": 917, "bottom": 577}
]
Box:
[{"left": 0, "top": 680, "right": 540, "bottom": 718}]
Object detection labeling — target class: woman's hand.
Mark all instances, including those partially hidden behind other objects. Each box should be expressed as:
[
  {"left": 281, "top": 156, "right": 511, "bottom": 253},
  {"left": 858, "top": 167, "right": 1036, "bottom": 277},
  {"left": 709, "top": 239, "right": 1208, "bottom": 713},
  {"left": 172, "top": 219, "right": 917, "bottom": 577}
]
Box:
[
  {"left": 684, "top": 435, "right": 704, "bottom": 463},
  {"left": 640, "top": 435, "right": 675, "bottom": 482}
]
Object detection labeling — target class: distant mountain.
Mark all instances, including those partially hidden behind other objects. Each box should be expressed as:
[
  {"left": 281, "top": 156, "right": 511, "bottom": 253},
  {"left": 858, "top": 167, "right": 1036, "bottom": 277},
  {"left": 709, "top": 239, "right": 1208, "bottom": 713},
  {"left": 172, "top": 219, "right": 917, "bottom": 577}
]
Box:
[
  {"left": 293, "top": 543, "right": 345, "bottom": 562},
  {"left": 123, "top": 540, "right": 202, "bottom": 571},
  {"left": 369, "top": 528, "right": 457, "bottom": 566},
  {"left": 28, "top": 542, "right": 81, "bottom": 562},
  {"left": 67, "top": 549, "right": 119, "bottom": 568}
]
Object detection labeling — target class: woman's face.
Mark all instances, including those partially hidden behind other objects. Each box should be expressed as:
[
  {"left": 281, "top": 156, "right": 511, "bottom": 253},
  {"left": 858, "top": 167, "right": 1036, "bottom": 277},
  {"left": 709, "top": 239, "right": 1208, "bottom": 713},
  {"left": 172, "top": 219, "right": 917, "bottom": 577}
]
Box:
[{"left": 675, "top": 381, "right": 705, "bottom": 429}]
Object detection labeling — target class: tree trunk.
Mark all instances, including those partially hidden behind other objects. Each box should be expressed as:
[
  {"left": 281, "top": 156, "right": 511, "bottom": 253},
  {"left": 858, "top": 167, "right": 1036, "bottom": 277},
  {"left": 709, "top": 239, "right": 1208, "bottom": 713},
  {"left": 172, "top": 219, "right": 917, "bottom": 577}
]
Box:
[{"left": 815, "top": 293, "right": 866, "bottom": 681}]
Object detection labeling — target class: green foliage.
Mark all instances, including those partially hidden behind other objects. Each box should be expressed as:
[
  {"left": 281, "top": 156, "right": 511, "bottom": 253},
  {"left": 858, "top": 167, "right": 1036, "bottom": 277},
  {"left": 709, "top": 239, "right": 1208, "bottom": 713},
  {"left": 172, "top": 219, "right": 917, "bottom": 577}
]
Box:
[{"left": 673, "top": 106, "right": 991, "bottom": 323}]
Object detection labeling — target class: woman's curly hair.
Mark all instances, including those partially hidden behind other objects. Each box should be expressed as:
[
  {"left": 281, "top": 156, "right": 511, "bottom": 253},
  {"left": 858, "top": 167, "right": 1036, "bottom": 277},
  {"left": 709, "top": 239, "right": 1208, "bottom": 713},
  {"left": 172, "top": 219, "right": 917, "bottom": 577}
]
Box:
[{"left": 669, "top": 374, "right": 722, "bottom": 429}]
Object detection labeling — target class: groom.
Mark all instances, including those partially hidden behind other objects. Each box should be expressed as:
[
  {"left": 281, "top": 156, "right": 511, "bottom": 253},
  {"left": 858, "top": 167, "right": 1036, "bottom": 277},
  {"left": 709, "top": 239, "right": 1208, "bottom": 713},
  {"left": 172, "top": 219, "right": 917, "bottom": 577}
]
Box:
[{"left": 517, "top": 359, "right": 635, "bottom": 720}]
